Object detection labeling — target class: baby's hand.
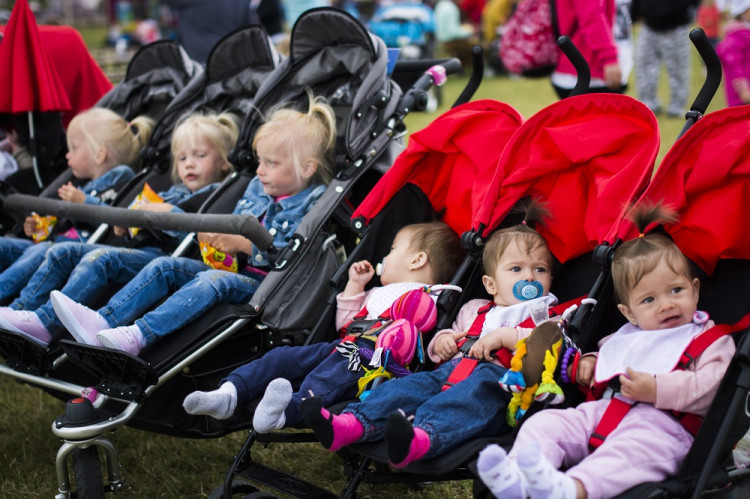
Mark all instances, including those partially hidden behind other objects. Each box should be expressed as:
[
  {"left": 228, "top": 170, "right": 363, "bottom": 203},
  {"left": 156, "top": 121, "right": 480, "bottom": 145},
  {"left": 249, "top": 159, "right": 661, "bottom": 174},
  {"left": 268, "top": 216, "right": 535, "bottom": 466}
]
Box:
[
  {"left": 619, "top": 367, "right": 656, "bottom": 403},
  {"left": 348, "top": 260, "right": 375, "bottom": 285},
  {"left": 58, "top": 182, "right": 85, "bottom": 203},
  {"left": 468, "top": 333, "right": 504, "bottom": 362},
  {"left": 113, "top": 226, "right": 128, "bottom": 236},
  {"left": 433, "top": 331, "right": 466, "bottom": 361},
  {"left": 575, "top": 355, "right": 596, "bottom": 386},
  {"left": 136, "top": 202, "right": 174, "bottom": 213},
  {"left": 23, "top": 216, "right": 36, "bottom": 237}
]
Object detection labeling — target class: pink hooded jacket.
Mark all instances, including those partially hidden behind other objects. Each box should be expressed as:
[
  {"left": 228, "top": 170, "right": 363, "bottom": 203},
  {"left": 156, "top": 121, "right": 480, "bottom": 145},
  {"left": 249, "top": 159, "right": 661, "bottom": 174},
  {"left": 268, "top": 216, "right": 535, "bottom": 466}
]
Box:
[{"left": 718, "top": 20, "right": 750, "bottom": 107}]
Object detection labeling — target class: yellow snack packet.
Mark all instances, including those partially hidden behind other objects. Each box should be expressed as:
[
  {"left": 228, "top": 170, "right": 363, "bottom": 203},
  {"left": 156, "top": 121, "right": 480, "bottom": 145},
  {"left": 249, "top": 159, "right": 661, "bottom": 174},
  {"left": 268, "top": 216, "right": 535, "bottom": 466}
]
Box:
[
  {"left": 127, "top": 183, "right": 164, "bottom": 238},
  {"left": 31, "top": 213, "right": 57, "bottom": 243},
  {"left": 200, "top": 241, "right": 239, "bottom": 273}
]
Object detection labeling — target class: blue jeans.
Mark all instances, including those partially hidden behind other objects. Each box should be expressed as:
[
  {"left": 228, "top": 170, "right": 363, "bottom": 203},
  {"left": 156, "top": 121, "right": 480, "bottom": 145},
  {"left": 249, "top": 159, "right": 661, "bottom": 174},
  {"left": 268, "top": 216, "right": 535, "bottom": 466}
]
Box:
[
  {"left": 224, "top": 340, "right": 361, "bottom": 427},
  {"left": 10, "top": 242, "right": 108, "bottom": 311},
  {"left": 0, "top": 238, "right": 47, "bottom": 303},
  {"left": 29, "top": 245, "right": 164, "bottom": 340},
  {"left": 100, "top": 257, "right": 262, "bottom": 344},
  {"left": 345, "top": 360, "right": 511, "bottom": 458}
]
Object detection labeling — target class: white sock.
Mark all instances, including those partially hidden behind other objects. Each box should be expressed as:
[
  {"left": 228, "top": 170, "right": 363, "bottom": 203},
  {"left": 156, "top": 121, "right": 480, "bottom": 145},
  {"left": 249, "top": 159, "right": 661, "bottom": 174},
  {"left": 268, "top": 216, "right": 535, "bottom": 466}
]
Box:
[
  {"left": 182, "top": 382, "right": 237, "bottom": 420},
  {"left": 518, "top": 442, "right": 577, "bottom": 499},
  {"left": 477, "top": 444, "right": 528, "bottom": 499},
  {"left": 252, "top": 378, "right": 293, "bottom": 433}
]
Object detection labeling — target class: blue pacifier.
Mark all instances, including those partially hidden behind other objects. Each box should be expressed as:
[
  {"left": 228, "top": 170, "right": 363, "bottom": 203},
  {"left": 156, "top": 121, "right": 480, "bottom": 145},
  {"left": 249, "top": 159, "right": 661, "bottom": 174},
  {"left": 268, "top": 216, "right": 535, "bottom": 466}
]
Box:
[{"left": 513, "top": 280, "right": 544, "bottom": 301}]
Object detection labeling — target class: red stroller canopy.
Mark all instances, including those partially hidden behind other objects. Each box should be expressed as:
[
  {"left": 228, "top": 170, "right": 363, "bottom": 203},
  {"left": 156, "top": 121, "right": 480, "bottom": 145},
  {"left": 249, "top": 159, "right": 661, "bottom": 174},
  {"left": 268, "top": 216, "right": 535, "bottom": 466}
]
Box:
[
  {"left": 475, "top": 94, "right": 660, "bottom": 264},
  {"left": 0, "top": 23, "right": 112, "bottom": 127},
  {"left": 352, "top": 99, "right": 524, "bottom": 235},
  {"left": 607, "top": 105, "right": 750, "bottom": 275}
]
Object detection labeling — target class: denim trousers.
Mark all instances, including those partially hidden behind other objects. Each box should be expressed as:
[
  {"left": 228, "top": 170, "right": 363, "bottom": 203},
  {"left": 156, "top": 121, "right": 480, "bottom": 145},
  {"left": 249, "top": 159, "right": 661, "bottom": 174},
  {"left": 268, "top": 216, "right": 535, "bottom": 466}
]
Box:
[
  {"left": 0, "top": 238, "right": 47, "bottom": 303},
  {"left": 99, "top": 256, "right": 262, "bottom": 344},
  {"left": 346, "top": 359, "right": 511, "bottom": 459},
  {"left": 224, "top": 340, "right": 361, "bottom": 427},
  {"left": 29, "top": 245, "right": 164, "bottom": 340}
]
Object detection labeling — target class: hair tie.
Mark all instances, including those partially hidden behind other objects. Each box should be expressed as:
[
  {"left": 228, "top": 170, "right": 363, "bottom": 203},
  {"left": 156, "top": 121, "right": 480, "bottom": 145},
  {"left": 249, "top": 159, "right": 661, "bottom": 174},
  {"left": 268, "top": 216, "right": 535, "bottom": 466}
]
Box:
[
  {"left": 638, "top": 233, "right": 645, "bottom": 238},
  {"left": 521, "top": 220, "right": 528, "bottom": 226}
]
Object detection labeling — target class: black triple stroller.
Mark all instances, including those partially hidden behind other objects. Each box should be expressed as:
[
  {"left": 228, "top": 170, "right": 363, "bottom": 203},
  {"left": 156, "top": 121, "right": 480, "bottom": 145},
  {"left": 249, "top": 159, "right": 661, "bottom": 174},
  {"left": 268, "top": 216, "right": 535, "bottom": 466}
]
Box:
[{"left": 0, "top": 7, "right": 468, "bottom": 498}]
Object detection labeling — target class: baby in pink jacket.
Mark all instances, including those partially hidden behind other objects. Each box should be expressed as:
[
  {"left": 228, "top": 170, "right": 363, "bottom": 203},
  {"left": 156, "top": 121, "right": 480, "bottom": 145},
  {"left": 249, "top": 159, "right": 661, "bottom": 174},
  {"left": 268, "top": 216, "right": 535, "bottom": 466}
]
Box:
[{"left": 477, "top": 208, "right": 736, "bottom": 499}]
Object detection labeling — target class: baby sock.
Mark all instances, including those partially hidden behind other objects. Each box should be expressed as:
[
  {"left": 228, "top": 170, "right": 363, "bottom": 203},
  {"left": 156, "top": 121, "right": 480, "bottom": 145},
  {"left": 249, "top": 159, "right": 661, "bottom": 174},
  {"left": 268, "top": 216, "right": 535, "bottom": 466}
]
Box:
[
  {"left": 300, "top": 396, "right": 363, "bottom": 451},
  {"left": 518, "top": 442, "right": 577, "bottom": 499},
  {"left": 384, "top": 410, "right": 430, "bottom": 467},
  {"left": 476, "top": 444, "right": 528, "bottom": 499},
  {"left": 182, "top": 382, "right": 237, "bottom": 420},
  {"left": 252, "top": 378, "right": 293, "bottom": 433}
]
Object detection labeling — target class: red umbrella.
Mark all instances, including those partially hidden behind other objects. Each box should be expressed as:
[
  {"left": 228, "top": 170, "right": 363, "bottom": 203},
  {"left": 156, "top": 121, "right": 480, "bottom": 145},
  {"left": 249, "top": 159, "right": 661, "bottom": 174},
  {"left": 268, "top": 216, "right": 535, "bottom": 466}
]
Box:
[{"left": 0, "top": 0, "right": 71, "bottom": 188}]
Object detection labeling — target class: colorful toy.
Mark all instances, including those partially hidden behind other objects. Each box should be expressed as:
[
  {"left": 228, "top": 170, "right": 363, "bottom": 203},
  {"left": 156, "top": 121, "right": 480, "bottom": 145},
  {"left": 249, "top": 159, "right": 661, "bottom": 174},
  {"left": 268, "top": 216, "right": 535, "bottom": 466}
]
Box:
[
  {"left": 127, "top": 182, "right": 163, "bottom": 237},
  {"left": 30, "top": 213, "right": 57, "bottom": 242},
  {"left": 499, "top": 320, "right": 566, "bottom": 426}
]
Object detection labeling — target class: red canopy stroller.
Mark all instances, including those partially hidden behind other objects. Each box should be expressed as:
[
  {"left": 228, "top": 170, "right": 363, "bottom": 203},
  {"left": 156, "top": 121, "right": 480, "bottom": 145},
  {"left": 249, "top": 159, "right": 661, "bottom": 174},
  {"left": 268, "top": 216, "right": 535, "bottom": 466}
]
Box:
[
  {"left": 568, "top": 104, "right": 750, "bottom": 498},
  {"left": 329, "top": 93, "right": 660, "bottom": 498}
]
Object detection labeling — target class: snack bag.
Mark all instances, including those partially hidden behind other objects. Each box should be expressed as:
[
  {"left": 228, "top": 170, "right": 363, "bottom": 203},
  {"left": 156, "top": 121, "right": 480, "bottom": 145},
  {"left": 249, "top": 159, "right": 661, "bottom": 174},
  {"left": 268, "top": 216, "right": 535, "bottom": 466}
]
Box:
[
  {"left": 200, "top": 241, "right": 238, "bottom": 273},
  {"left": 31, "top": 213, "right": 57, "bottom": 243},
  {"left": 127, "top": 183, "right": 163, "bottom": 237}
]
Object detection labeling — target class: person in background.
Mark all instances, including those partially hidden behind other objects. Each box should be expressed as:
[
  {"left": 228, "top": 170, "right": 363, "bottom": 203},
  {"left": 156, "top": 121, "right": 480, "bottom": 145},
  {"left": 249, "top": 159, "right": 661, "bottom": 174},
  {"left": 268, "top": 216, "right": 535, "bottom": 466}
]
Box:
[
  {"left": 717, "top": 0, "right": 750, "bottom": 106},
  {"left": 552, "top": 0, "right": 623, "bottom": 99},
  {"left": 161, "top": 0, "right": 253, "bottom": 64},
  {"left": 697, "top": 0, "right": 721, "bottom": 46},
  {"left": 631, "top": 0, "right": 700, "bottom": 117},
  {"left": 435, "top": 0, "right": 478, "bottom": 69}
]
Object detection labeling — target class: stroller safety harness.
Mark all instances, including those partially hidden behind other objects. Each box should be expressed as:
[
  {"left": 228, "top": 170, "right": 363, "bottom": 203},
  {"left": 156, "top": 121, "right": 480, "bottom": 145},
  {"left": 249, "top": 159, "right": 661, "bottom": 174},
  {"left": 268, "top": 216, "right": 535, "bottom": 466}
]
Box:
[{"left": 588, "top": 311, "right": 750, "bottom": 450}]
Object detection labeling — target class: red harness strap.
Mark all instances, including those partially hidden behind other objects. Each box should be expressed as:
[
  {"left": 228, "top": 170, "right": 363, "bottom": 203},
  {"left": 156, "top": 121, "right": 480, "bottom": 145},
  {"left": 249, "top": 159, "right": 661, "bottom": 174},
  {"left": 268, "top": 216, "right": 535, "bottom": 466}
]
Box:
[
  {"left": 339, "top": 305, "right": 390, "bottom": 343},
  {"left": 588, "top": 311, "right": 750, "bottom": 451},
  {"left": 440, "top": 297, "right": 583, "bottom": 391}
]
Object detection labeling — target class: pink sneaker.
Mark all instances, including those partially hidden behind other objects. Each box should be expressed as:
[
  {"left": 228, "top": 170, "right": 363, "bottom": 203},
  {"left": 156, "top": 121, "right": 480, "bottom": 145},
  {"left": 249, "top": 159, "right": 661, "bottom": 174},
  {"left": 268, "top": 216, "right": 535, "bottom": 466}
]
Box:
[
  {"left": 50, "top": 291, "right": 107, "bottom": 346},
  {"left": 97, "top": 326, "right": 145, "bottom": 355},
  {"left": 0, "top": 308, "right": 51, "bottom": 346}
]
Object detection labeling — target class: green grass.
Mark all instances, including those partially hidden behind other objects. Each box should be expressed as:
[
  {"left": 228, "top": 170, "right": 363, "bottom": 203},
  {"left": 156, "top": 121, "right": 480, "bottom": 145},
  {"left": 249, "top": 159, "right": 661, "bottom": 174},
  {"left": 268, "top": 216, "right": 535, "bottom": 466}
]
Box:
[{"left": 0, "top": 43, "right": 730, "bottom": 498}]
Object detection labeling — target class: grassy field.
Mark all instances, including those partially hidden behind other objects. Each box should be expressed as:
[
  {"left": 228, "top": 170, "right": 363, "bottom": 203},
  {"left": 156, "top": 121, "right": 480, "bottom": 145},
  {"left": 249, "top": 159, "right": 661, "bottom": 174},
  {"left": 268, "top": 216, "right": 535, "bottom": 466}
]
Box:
[{"left": 0, "top": 39, "right": 729, "bottom": 498}]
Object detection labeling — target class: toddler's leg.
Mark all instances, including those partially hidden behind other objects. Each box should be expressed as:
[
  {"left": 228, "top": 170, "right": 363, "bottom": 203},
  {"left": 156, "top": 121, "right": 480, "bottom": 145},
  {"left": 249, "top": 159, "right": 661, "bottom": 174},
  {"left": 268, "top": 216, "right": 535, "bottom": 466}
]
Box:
[
  {"left": 517, "top": 442, "right": 577, "bottom": 499},
  {"left": 300, "top": 396, "right": 363, "bottom": 451},
  {"left": 476, "top": 444, "right": 527, "bottom": 499},
  {"left": 182, "top": 382, "right": 238, "bottom": 419},
  {"left": 384, "top": 410, "right": 430, "bottom": 467},
  {"left": 252, "top": 378, "right": 293, "bottom": 432}
]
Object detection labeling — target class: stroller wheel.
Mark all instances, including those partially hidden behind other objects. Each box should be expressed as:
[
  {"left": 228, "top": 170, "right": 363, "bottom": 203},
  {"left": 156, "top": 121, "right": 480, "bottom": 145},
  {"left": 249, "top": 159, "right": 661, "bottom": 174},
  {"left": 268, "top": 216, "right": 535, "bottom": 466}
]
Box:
[{"left": 72, "top": 447, "right": 105, "bottom": 499}]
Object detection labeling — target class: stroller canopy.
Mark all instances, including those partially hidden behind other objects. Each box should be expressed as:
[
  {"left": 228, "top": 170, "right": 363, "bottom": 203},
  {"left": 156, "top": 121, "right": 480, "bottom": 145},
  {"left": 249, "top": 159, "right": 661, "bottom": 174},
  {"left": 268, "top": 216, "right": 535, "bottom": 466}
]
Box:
[
  {"left": 237, "top": 7, "right": 401, "bottom": 165},
  {"left": 475, "top": 94, "right": 660, "bottom": 263},
  {"left": 352, "top": 99, "right": 524, "bottom": 235},
  {"left": 96, "top": 40, "right": 203, "bottom": 122},
  {"left": 606, "top": 105, "right": 750, "bottom": 275}
]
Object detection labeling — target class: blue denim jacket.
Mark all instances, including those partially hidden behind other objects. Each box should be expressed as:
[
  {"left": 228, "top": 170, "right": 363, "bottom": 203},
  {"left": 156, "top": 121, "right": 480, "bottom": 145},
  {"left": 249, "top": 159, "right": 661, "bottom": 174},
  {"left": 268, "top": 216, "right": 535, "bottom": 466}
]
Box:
[
  {"left": 82, "top": 165, "right": 136, "bottom": 205},
  {"left": 234, "top": 175, "right": 325, "bottom": 267}
]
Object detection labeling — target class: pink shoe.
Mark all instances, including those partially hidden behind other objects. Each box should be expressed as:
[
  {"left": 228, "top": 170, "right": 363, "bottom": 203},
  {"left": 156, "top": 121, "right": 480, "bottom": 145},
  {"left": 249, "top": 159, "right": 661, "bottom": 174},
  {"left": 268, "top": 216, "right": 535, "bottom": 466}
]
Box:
[
  {"left": 50, "top": 291, "right": 107, "bottom": 346},
  {"left": 96, "top": 326, "right": 145, "bottom": 355},
  {"left": 0, "top": 308, "right": 51, "bottom": 346}
]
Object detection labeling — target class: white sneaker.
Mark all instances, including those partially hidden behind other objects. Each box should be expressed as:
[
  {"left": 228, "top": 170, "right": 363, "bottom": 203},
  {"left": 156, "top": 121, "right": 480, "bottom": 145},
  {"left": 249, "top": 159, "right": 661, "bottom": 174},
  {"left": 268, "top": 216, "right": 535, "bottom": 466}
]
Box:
[{"left": 50, "top": 291, "right": 107, "bottom": 346}]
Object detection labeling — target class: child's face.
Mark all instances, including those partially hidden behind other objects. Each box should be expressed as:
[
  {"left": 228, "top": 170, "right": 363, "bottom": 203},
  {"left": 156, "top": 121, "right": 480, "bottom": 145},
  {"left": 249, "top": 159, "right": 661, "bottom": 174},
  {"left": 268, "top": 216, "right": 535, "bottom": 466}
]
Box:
[
  {"left": 174, "top": 137, "right": 228, "bottom": 192},
  {"left": 379, "top": 230, "right": 422, "bottom": 286},
  {"left": 617, "top": 261, "right": 699, "bottom": 331},
  {"left": 65, "top": 126, "right": 98, "bottom": 179},
  {"left": 482, "top": 239, "right": 552, "bottom": 307},
  {"left": 255, "top": 137, "right": 313, "bottom": 198}
]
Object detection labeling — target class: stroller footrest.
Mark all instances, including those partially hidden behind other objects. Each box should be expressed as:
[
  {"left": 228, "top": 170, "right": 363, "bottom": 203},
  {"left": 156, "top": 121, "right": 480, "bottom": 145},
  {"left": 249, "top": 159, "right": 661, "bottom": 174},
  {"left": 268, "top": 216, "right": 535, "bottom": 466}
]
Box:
[
  {"left": 59, "top": 340, "right": 157, "bottom": 402},
  {"left": 233, "top": 459, "right": 337, "bottom": 498},
  {"left": 0, "top": 329, "right": 54, "bottom": 375}
]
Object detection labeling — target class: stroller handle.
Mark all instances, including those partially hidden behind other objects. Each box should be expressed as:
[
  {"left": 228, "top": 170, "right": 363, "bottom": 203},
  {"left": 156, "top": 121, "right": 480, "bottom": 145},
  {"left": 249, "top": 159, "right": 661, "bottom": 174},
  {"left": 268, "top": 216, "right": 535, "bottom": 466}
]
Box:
[
  {"left": 1, "top": 194, "right": 275, "bottom": 251},
  {"left": 395, "top": 58, "right": 461, "bottom": 115},
  {"left": 557, "top": 36, "right": 591, "bottom": 97},
  {"left": 677, "top": 28, "right": 722, "bottom": 139}
]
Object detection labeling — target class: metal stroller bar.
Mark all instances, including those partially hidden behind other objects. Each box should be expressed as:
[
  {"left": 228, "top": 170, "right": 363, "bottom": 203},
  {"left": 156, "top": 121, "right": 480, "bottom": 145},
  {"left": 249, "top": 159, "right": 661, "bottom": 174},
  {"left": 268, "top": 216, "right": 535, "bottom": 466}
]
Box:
[
  {"left": 678, "top": 28, "right": 722, "bottom": 139},
  {"left": 452, "top": 45, "right": 484, "bottom": 108}
]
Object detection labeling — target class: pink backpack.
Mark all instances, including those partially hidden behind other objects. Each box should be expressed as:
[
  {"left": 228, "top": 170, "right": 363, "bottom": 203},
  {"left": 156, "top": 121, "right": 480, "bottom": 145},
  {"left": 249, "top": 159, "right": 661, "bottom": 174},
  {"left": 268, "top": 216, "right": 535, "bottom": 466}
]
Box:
[{"left": 500, "top": 0, "right": 560, "bottom": 76}]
